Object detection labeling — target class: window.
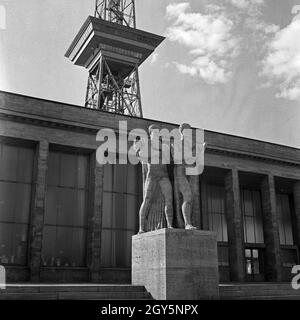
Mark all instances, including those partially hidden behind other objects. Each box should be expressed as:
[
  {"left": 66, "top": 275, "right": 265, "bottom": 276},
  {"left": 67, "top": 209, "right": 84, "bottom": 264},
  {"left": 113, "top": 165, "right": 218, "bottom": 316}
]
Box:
[
  {"left": 207, "top": 185, "right": 228, "bottom": 242},
  {"left": 218, "top": 245, "right": 230, "bottom": 282},
  {"left": 276, "top": 194, "right": 294, "bottom": 245},
  {"left": 101, "top": 164, "right": 142, "bottom": 268},
  {"left": 245, "top": 247, "right": 265, "bottom": 282},
  {"left": 281, "top": 248, "right": 298, "bottom": 281},
  {"left": 218, "top": 246, "right": 229, "bottom": 267},
  {"left": 241, "top": 189, "right": 264, "bottom": 244},
  {"left": 42, "top": 151, "right": 89, "bottom": 268},
  {"left": 0, "top": 142, "right": 34, "bottom": 265}
]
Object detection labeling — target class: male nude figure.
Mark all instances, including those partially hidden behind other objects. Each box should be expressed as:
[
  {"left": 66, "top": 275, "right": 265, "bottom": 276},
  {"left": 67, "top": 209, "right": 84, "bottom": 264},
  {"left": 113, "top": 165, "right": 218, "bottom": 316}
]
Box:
[
  {"left": 173, "top": 123, "right": 206, "bottom": 230},
  {"left": 135, "top": 125, "right": 174, "bottom": 234}
]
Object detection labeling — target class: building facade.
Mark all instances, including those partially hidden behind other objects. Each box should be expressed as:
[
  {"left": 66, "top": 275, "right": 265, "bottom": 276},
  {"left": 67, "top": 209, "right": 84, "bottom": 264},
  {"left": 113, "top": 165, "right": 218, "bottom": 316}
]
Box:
[{"left": 0, "top": 91, "right": 300, "bottom": 284}]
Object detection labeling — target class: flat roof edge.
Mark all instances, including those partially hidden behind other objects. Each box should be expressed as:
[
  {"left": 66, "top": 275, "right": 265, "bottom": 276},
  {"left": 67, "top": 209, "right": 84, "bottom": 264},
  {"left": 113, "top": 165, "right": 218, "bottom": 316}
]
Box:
[{"left": 0, "top": 90, "right": 299, "bottom": 152}]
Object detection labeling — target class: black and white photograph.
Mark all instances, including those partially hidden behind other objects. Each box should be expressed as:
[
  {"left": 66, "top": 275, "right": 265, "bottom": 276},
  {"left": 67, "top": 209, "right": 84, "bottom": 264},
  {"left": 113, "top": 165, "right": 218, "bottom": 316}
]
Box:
[{"left": 0, "top": 0, "right": 300, "bottom": 313}]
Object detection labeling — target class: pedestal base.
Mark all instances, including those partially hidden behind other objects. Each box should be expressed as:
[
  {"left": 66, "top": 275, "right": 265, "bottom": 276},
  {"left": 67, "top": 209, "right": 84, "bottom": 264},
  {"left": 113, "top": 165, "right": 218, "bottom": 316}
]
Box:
[{"left": 132, "top": 228, "right": 219, "bottom": 300}]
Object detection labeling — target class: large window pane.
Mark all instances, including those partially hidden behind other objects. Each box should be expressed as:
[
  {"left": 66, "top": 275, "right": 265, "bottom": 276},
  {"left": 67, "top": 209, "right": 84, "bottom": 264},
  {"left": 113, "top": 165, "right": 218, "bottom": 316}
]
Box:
[
  {"left": 222, "top": 215, "right": 228, "bottom": 241},
  {"left": 42, "top": 150, "right": 89, "bottom": 267},
  {"left": 103, "top": 165, "right": 113, "bottom": 191},
  {"left": 0, "top": 144, "right": 18, "bottom": 181},
  {"left": 100, "top": 230, "right": 135, "bottom": 268},
  {"left": 42, "top": 226, "right": 86, "bottom": 267},
  {"left": 245, "top": 216, "right": 255, "bottom": 243},
  {"left": 214, "top": 214, "right": 223, "bottom": 242},
  {"left": 254, "top": 216, "right": 264, "bottom": 243},
  {"left": 211, "top": 188, "right": 221, "bottom": 213},
  {"left": 126, "top": 194, "right": 139, "bottom": 230},
  {"left": 0, "top": 182, "right": 31, "bottom": 223},
  {"left": 18, "top": 147, "right": 34, "bottom": 183},
  {"left": 48, "top": 152, "right": 60, "bottom": 186},
  {"left": 101, "top": 164, "right": 142, "bottom": 267},
  {"left": 241, "top": 189, "right": 264, "bottom": 244},
  {"left": 243, "top": 190, "right": 253, "bottom": 216},
  {"left": 78, "top": 155, "right": 88, "bottom": 188},
  {"left": 277, "top": 194, "right": 294, "bottom": 245},
  {"left": 207, "top": 185, "right": 228, "bottom": 242},
  {"left": 60, "top": 153, "right": 77, "bottom": 188},
  {"left": 0, "top": 144, "right": 34, "bottom": 183},
  {"left": 0, "top": 223, "right": 28, "bottom": 265},
  {"left": 0, "top": 142, "right": 34, "bottom": 266}
]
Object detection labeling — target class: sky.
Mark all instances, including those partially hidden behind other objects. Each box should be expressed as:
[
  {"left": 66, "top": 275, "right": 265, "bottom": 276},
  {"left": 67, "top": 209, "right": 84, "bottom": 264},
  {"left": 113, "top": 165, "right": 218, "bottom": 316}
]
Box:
[{"left": 0, "top": 0, "right": 300, "bottom": 148}]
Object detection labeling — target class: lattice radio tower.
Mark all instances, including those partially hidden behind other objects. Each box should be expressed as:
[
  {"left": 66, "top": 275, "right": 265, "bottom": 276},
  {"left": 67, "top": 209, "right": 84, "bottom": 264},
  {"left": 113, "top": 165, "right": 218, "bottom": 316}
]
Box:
[{"left": 66, "top": 0, "right": 164, "bottom": 118}]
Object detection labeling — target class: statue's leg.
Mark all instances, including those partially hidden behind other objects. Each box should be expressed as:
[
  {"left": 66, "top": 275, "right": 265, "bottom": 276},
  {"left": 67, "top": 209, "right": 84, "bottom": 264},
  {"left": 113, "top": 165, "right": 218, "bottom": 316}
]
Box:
[
  {"left": 159, "top": 177, "right": 174, "bottom": 229},
  {"left": 179, "top": 177, "right": 197, "bottom": 230},
  {"left": 138, "top": 176, "right": 157, "bottom": 234},
  {"left": 174, "top": 177, "right": 185, "bottom": 229}
]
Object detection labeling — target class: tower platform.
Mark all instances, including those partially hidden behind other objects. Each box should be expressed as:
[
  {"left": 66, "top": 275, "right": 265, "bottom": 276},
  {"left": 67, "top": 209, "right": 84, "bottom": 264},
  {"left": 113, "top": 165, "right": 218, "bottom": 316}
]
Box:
[{"left": 65, "top": 16, "right": 165, "bottom": 74}]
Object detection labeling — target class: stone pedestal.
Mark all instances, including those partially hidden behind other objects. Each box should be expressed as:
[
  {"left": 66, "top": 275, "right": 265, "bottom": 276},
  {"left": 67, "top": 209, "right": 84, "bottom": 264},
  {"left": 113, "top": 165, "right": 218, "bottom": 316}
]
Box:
[{"left": 132, "top": 229, "right": 219, "bottom": 300}]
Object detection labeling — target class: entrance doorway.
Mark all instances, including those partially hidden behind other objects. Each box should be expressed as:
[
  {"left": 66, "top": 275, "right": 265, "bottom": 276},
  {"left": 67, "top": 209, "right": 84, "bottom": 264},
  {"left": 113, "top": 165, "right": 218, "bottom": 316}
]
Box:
[{"left": 245, "top": 248, "right": 265, "bottom": 282}]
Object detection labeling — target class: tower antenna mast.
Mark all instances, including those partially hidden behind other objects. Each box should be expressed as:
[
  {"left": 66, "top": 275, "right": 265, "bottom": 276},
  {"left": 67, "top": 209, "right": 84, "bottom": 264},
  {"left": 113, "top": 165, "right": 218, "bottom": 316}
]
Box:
[{"left": 95, "top": 0, "right": 136, "bottom": 28}]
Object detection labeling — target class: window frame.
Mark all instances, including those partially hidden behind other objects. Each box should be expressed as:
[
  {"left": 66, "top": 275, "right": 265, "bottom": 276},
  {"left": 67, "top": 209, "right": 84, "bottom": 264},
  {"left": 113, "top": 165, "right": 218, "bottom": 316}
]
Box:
[
  {"left": 241, "top": 188, "right": 265, "bottom": 245},
  {"left": 0, "top": 139, "right": 35, "bottom": 266},
  {"left": 42, "top": 148, "right": 91, "bottom": 268},
  {"left": 100, "top": 163, "right": 143, "bottom": 268},
  {"left": 206, "top": 184, "right": 228, "bottom": 242}
]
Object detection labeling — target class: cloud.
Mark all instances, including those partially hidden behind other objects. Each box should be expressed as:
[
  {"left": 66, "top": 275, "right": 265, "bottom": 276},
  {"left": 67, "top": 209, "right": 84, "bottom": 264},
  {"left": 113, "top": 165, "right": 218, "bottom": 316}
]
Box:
[
  {"left": 291, "top": 5, "right": 300, "bottom": 15},
  {"left": 150, "top": 53, "right": 159, "bottom": 65},
  {"left": 166, "top": 2, "right": 190, "bottom": 17},
  {"left": 226, "top": 0, "right": 265, "bottom": 22},
  {"left": 0, "top": 6, "right": 6, "bottom": 30},
  {"left": 227, "top": 0, "right": 264, "bottom": 11},
  {"left": 174, "top": 57, "right": 231, "bottom": 84},
  {"left": 165, "top": 2, "right": 240, "bottom": 84},
  {"left": 205, "top": 4, "right": 226, "bottom": 14},
  {"left": 226, "top": 0, "right": 275, "bottom": 37},
  {"left": 262, "top": 16, "right": 300, "bottom": 101},
  {"left": 245, "top": 17, "right": 279, "bottom": 35}
]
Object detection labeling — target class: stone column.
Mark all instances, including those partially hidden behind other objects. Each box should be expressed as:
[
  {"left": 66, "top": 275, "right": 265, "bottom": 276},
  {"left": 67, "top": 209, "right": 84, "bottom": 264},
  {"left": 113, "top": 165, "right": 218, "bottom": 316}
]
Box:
[
  {"left": 29, "top": 140, "right": 49, "bottom": 282},
  {"left": 260, "top": 175, "right": 282, "bottom": 282},
  {"left": 225, "top": 169, "right": 245, "bottom": 282},
  {"left": 200, "top": 179, "right": 209, "bottom": 230},
  {"left": 87, "top": 154, "right": 104, "bottom": 282},
  {"left": 293, "top": 181, "right": 300, "bottom": 252}
]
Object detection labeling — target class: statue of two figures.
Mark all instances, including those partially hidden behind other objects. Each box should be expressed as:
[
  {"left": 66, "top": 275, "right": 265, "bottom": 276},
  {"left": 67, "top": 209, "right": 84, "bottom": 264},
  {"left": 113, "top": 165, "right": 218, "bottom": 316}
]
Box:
[{"left": 134, "top": 123, "right": 206, "bottom": 234}]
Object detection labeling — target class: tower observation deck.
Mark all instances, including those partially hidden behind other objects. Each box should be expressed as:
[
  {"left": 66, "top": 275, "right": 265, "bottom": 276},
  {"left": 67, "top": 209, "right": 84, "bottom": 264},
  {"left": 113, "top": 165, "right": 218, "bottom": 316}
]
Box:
[{"left": 65, "top": 0, "right": 165, "bottom": 117}]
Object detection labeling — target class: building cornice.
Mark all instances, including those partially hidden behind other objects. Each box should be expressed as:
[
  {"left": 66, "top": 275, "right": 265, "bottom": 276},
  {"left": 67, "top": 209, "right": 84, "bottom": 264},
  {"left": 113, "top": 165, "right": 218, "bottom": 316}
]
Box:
[
  {"left": 0, "top": 109, "right": 299, "bottom": 168},
  {"left": 0, "top": 91, "right": 299, "bottom": 168}
]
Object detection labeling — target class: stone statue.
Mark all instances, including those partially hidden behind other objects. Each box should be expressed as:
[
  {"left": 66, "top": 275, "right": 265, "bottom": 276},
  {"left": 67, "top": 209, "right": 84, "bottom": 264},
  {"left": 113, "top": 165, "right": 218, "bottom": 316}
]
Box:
[
  {"left": 135, "top": 125, "right": 174, "bottom": 234},
  {"left": 172, "top": 123, "right": 206, "bottom": 230}
]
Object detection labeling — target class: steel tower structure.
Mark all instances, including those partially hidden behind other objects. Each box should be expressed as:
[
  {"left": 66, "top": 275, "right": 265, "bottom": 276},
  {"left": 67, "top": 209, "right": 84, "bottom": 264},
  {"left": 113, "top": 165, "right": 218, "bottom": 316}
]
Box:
[
  {"left": 95, "top": 0, "right": 136, "bottom": 28},
  {"left": 65, "top": 0, "right": 164, "bottom": 117},
  {"left": 90, "top": 0, "right": 141, "bottom": 116}
]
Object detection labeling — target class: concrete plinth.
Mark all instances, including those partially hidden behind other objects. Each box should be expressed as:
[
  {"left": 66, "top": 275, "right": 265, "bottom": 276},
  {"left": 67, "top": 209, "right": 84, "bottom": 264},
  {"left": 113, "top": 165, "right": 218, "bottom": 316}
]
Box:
[{"left": 132, "top": 228, "right": 219, "bottom": 300}]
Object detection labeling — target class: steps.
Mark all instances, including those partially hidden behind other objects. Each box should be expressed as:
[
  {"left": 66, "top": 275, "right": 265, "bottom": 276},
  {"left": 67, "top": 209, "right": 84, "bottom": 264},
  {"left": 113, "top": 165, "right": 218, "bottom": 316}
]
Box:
[
  {"left": 0, "top": 284, "right": 153, "bottom": 300},
  {"left": 219, "top": 283, "right": 300, "bottom": 300},
  {"left": 2, "top": 283, "right": 299, "bottom": 300}
]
